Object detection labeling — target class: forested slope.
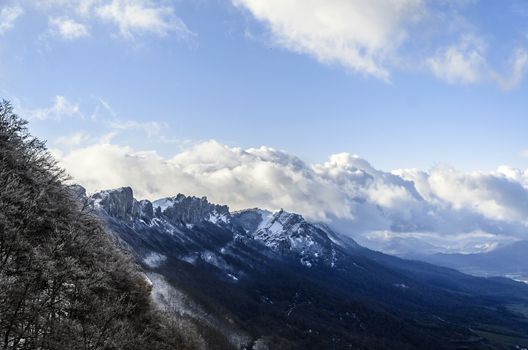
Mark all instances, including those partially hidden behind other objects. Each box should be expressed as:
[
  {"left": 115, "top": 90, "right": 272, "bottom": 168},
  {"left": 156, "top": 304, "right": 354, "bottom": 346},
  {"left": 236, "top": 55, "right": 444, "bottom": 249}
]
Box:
[{"left": 0, "top": 101, "right": 189, "bottom": 349}]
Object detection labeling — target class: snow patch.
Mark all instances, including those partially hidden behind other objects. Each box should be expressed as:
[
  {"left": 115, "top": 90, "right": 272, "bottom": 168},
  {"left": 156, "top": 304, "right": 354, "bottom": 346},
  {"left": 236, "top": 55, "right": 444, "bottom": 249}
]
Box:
[
  {"left": 153, "top": 195, "right": 185, "bottom": 212},
  {"left": 148, "top": 273, "right": 250, "bottom": 349},
  {"left": 301, "top": 258, "right": 312, "bottom": 267},
  {"left": 152, "top": 197, "right": 174, "bottom": 212},
  {"left": 227, "top": 273, "right": 239, "bottom": 281},
  {"left": 181, "top": 254, "right": 198, "bottom": 265},
  {"left": 143, "top": 252, "right": 167, "bottom": 268},
  {"left": 207, "top": 210, "right": 229, "bottom": 225}
]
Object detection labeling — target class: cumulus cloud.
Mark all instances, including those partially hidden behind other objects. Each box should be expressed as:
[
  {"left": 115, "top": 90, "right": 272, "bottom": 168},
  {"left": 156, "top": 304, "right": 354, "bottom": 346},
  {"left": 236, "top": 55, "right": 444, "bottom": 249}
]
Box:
[
  {"left": 232, "top": 0, "right": 425, "bottom": 80},
  {"left": 55, "top": 139, "right": 528, "bottom": 254},
  {"left": 0, "top": 5, "right": 23, "bottom": 35},
  {"left": 49, "top": 16, "right": 89, "bottom": 39},
  {"left": 395, "top": 167, "right": 528, "bottom": 223}
]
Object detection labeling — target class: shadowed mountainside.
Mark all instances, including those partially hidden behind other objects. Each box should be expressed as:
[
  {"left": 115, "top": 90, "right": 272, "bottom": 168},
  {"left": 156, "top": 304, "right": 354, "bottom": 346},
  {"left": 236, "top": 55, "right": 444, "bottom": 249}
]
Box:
[{"left": 88, "top": 185, "right": 528, "bottom": 349}]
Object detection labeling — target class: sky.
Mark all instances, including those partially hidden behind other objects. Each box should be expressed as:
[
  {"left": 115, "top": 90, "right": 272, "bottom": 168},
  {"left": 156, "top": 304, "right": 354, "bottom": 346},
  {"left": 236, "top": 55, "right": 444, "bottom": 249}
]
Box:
[
  {"left": 1, "top": 0, "right": 528, "bottom": 170},
  {"left": 2, "top": 0, "right": 528, "bottom": 254}
]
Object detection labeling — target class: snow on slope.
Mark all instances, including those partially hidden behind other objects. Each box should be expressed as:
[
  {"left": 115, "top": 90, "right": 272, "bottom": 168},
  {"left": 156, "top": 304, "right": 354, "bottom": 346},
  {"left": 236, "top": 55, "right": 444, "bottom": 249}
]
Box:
[{"left": 91, "top": 187, "right": 350, "bottom": 268}]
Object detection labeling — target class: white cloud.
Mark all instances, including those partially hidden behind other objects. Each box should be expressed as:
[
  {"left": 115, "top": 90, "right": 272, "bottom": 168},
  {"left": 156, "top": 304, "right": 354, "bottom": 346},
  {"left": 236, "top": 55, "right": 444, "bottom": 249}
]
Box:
[
  {"left": 234, "top": 1, "right": 528, "bottom": 87},
  {"left": 11, "top": 0, "right": 528, "bottom": 87},
  {"left": 23, "top": 96, "right": 185, "bottom": 152},
  {"left": 0, "top": 5, "right": 23, "bottom": 34},
  {"left": 94, "top": 0, "right": 191, "bottom": 39},
  {"left": 27, "top": 95, "right": 83, "bottom": 120},
  {"left": 97, "top": 97, "right": 116, "bottom": 117},
  {"left": 427, "top": 35, "right": 488, "bottom": 85},
  {"left": 232, "top": 0, "right": 425, "bottom": 80},
  {"left": 49, "top": 16, "right": 89, "bottom": 39},
  {"left": 427, "top": 36, "right": 528, "bottom": 89},
  {"left": 59, "top": 140, "right": 351, "bottom": 220},
  {"left": 398, "top": 167, "right": 528, "bottom": 223},
  {"left": 55, "top": 139, "right": 528, "bottom": 254},
  {"left": 37, "top": 0, "right": 193, "bottom": 39},
  {"left": 493, "top": 48, "right": 528, "bottom": 90}
]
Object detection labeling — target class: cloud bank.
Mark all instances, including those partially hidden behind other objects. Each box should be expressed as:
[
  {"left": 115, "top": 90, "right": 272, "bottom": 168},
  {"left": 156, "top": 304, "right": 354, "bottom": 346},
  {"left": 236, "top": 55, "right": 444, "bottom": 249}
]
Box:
[{"left": 55, "top": 140, "right": 528, "bottom": 255}]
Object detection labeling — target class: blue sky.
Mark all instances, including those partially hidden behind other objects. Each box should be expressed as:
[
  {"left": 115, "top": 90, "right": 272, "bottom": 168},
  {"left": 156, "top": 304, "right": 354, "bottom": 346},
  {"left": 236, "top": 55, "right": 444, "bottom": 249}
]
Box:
[
  {"left": 5, "top": 1, "right": 528, "bottom": 254},
  {"left": 1, "top": 0, "right": 528, "bottom": 171}
]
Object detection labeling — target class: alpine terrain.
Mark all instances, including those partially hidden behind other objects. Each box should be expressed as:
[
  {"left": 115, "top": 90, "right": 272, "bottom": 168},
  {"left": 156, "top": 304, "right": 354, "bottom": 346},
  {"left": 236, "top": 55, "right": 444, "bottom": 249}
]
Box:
[{"left": 82, "top": 185, "right": 528, "bottom": 349}]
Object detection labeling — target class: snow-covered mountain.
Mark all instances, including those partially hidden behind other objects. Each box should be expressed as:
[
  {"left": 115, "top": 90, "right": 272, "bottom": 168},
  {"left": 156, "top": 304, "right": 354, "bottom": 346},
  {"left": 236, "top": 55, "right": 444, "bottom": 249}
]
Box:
[
  {"left": 92, "top": 187, "right": 154, "bottom": 222},
  {"left": 88, "top": 187, "right": 352, "bottom": 269},
  {"left": 78, "top": 186, "right": 528, "bottom": 350},
  {"left": 233, "top": 209, "right": 350, "bottom": 267},
  {"left": 153, "top": 194, "right": 231, "bottom": 226}
]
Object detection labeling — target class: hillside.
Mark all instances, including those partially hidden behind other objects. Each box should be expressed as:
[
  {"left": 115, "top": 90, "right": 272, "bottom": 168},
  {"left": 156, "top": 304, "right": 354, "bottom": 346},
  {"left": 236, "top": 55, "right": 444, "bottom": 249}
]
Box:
[{"left": 0, "top": 102, "right": 191, "bottom": 349}]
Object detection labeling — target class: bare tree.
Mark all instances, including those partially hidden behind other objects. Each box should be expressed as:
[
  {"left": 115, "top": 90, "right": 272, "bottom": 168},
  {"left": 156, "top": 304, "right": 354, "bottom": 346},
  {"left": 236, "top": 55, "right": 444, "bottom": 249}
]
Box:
[{"left": 0, "top": 101, "right": 189, "bottom": 350}]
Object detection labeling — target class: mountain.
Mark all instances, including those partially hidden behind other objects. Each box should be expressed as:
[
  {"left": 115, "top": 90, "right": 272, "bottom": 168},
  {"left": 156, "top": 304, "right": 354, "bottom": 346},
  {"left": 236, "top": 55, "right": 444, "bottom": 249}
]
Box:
[
  {"left": 233, "top": 208, "right": 353, "bottom": 267},
  {"left": 86, "top": 186, "right": 528, "bottom": 350},
  {"left": 412, "top": 240, "right": 528, "bottom": 283}
]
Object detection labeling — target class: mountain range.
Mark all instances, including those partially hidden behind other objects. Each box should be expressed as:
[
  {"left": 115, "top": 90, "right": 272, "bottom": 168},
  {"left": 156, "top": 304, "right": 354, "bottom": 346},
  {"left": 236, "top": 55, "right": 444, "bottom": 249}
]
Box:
[
  {"left": 412, "top": 240, "right": 528, "bottom": 284},
  {"left": 74, "top": 185, "right": 528, "bottom": 349}
]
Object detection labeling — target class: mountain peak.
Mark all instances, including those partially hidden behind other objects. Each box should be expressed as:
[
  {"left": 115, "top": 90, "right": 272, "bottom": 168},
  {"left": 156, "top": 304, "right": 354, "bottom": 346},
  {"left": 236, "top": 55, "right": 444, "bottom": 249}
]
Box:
[
  {"left": 233, "top": 208, "right": 340, "bottom": 267},
  {"left": 90, "top": 187, "right": 350, "bottom": 267},
  {"left": 91, "top": 187, "right": 153, "bottom": 222},
  {"left": 153, "top": 193, "right": 230, "bottom": 226}
]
